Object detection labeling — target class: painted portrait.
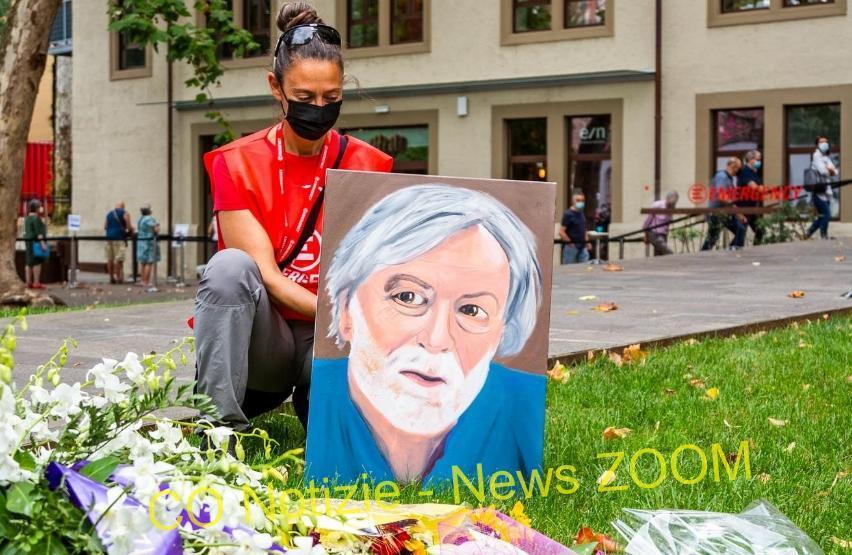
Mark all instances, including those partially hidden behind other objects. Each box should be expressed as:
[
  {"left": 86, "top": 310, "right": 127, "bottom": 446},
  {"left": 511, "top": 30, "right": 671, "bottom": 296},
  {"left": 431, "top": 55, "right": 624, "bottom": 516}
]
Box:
[{"left": 306, "top": 171, "right": 555, "bottom": 484}]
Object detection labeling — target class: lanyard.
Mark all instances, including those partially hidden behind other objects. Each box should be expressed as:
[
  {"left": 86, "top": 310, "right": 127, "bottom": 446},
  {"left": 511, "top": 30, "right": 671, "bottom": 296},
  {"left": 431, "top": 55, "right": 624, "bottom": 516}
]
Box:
[{"left": 274, "top": 123, "right": 334, "bottom": 263}]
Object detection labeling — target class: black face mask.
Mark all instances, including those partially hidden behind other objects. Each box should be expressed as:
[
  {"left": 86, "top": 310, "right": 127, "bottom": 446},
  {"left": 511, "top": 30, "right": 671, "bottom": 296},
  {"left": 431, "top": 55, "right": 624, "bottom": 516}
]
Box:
[{"left": 282, "top": 96, "right": 343, "bottom": 141}]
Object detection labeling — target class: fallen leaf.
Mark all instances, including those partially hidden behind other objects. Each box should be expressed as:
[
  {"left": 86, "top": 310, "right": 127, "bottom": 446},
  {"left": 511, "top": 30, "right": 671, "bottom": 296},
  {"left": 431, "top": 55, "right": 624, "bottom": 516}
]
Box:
[
  {"left": 784, "top": 442, "right": 796, "bottom": 453},
  {"left": 724, "top": 419, "right": 740, "bottom": 429},
  {"left": 822, "top": 313, "right": 830, "bottom": 320},
  {"left": 757, "top": 473, "right": 771, "bottom": 484},
  {"left": 566, "top": 309, "right": 579, "bottom": 315},
  {"left": 835, "top": 256, "right": 846, "bottom": 262},
  {"left": 592, "top": 302, "right": 618, "bottom": 312},
  {"left": 585, "top": 266, "right": 594, "bottom": 272},
  {"left": 664, "top": 388, "right": 676, "bottom": 396},
  {"left": 788, "top": 290, "right": 805, "bottom": 298},
  {"left": 689, "top": 378, "right": 706, "bottom": 389},
  {"left": 608, "top": 351, "right": 623, "bottom": 367},
  {"left": 622, "top": 344, "right": 648, "bottom": 365},
  {"left": 578, "top": 295, "right": 598, "bottom": 301},
  {"left": 597, "top": 470, "right": 617, "bottom": 487},
  {"left": 547, "top": 361, "right": 570, "bottom": 383},
  {"left": 768, "top": 417, "right": 788, "bottom": 427},
  {"left": 602, "top": 427, "right": 632, "bottom": 440},
  {"left": 831, "top": 537, "right": 851, "bottom": 549},
  {"left": 684, "top": 338, "right": 699, "bottom": 345},
  {"left": 798, "top": 340, "right": 811, "bottom": 349},
  {"left": 586, "top": 350, "right": 596, "bottom": 362},
  {"left": 575, "top": 527, "right": 620, "bottom": 554},
  {"left": 847, "top": 375, "right": 852, "bottom": 383},
  {"left": 802, "top": 383, "right": 811, "bottom": 391},
  {"left": 704, "top": 387, "right": 720, "bottom": 400},
  {"left": 752, "top": 261, "right": 761, "bottom": 266},
  {"left": 603, "top": 263, "right": 623, "bottom": 272}
]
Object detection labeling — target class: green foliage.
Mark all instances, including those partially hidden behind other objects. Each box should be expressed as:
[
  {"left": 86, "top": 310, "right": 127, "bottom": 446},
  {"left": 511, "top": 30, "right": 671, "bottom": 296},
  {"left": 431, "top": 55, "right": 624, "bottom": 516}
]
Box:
[
  {"left": 759, "top": 202, "right": 812, "bottom": 244},
  {"left": 106, "top": 0, "right": 260, "bottom": 143},
  {"left": 0, "top": 0, "right": 9, "bottom": 37}
]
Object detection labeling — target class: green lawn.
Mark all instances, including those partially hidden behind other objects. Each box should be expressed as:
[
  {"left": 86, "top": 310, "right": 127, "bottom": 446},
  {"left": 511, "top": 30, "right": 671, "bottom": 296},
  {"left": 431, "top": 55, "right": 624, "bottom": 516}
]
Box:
[{"left": 244, "top": 315, "right": 852, "bottom": 553}]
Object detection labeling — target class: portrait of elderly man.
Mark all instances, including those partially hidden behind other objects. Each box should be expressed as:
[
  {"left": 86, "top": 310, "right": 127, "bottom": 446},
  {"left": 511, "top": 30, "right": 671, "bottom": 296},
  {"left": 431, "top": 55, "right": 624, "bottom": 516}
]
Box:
[{"left": 306, "top": 184, "right": 547, "bottom": 484}]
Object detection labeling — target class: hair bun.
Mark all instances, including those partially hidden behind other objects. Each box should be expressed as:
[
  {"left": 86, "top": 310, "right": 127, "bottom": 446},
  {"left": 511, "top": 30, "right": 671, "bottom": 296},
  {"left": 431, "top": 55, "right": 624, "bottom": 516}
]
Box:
[{"left": 277, "top": 2, "right": 323, "bottom": 32}]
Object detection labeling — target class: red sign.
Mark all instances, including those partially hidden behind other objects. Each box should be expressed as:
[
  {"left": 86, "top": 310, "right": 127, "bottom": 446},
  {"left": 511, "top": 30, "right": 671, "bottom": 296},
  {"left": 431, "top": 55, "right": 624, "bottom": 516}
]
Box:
[{"left": 688, "top": 183, "right": 707, "bottom": 205}]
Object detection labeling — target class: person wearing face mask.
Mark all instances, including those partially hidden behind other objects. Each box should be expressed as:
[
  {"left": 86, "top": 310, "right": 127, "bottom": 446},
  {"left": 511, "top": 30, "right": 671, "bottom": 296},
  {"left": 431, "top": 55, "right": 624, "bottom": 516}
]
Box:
[
  {"left": 194, "top": 2, "right": 393, "bottom": 433},
  {"left": 559, "top": 190, "right": 591, "bottom": 264},
  {"left": 806, "top": 136, "right": 837, "bottom": 239},
  {"left": 736, "top": 149, "right": 764, "bottom": 246}
]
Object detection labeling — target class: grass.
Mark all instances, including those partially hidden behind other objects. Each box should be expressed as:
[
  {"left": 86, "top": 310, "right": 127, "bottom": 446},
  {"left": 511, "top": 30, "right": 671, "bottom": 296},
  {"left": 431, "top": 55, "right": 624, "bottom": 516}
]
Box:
[{"left": 242, "top": 315, "right": 852, "bottom": 553}]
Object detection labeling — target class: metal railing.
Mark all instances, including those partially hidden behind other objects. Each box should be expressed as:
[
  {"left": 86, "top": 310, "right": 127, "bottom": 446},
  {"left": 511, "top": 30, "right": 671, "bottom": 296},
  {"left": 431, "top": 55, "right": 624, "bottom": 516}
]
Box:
[{"left": 16, "top": 234, "right": 215, "bottom": 287}]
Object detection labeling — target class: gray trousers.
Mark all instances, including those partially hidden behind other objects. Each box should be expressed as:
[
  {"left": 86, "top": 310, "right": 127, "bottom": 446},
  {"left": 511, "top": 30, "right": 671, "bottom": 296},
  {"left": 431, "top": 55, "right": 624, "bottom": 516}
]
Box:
[
  {"left": 649, "top": 232, "right": 673, "bottom": 256},
  {"left": 194, "top": 248, "right": 314, "bottom": 430}
]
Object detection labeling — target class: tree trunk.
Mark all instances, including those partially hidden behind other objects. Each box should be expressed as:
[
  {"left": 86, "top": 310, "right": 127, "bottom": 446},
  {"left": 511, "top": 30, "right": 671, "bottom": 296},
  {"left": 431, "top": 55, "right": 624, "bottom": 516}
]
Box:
[
  {"left": 0, "top": 0, "right": 62, "bottom": 302},
  {"left": 52, "top": 53, "right": 72, "bottom": 225}
]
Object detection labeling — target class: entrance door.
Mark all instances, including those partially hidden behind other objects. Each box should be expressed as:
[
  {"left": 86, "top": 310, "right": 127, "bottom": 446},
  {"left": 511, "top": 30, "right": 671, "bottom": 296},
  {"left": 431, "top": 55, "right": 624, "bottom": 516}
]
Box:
[{"left": 567, "top": 114, "right": 612, "bottom": 227}]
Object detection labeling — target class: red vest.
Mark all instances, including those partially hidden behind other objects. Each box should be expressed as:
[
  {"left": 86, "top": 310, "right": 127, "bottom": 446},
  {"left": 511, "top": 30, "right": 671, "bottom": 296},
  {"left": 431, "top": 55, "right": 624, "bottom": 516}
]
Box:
[{"left": 203, "top": 127, "right": 393, "bottom": 320}]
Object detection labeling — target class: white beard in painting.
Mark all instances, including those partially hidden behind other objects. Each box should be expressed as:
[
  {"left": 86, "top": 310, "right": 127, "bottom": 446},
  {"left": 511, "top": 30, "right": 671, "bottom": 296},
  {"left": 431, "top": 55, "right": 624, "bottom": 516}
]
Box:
[{"left": 346, "top": 297, "right": 493, "bottom": 437}]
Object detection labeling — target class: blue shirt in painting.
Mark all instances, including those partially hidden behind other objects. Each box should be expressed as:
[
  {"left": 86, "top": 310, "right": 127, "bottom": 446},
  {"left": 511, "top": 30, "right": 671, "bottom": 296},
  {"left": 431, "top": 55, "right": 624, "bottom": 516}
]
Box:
[{"left": 305, "top": 358, "right": 545, "bottom": 485}]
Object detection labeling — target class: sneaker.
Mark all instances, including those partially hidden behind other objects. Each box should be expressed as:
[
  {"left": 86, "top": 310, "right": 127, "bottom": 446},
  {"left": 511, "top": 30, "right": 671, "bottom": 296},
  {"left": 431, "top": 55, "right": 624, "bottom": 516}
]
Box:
[{"left": 32, "top": 283, "right": 46, "bottom": 290}]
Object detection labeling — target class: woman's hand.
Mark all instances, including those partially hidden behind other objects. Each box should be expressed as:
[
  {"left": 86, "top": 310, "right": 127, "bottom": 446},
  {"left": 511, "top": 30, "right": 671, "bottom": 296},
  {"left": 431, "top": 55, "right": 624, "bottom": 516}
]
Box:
[{"left": 218, "top": 210, "right": 318, "bottom": 318}]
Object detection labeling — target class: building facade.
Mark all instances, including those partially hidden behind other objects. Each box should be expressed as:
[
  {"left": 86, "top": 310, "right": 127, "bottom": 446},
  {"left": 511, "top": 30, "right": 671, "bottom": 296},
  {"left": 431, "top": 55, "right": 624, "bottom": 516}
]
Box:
[{"left": 72, "top": 0, "right": 851, "bottom": 268}]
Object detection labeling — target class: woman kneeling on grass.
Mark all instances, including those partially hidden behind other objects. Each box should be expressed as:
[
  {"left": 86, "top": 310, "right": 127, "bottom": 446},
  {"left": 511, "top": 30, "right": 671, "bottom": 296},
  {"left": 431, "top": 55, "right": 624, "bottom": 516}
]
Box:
[{"left": 194, "top": 2, "right": 392, "bottom": 433}]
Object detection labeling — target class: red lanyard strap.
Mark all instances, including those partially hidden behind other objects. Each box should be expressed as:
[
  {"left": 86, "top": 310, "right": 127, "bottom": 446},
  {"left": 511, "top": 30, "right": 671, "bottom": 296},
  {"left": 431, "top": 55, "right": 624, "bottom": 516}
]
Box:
[{"left": 276, "top": 133, "right": 349, "bottom": 271}]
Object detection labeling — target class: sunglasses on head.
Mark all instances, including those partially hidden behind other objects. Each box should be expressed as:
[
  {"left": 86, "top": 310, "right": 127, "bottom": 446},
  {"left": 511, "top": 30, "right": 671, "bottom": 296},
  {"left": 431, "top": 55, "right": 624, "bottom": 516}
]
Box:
[{"left": 274, "top": 24, "right": 342, "bottom": 58}]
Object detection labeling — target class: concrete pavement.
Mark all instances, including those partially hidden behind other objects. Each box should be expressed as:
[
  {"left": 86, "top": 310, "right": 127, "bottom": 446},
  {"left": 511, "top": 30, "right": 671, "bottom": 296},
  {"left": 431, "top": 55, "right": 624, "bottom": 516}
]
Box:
[{"left": 8, "top": 239, "right": 851, "bottom": 391}]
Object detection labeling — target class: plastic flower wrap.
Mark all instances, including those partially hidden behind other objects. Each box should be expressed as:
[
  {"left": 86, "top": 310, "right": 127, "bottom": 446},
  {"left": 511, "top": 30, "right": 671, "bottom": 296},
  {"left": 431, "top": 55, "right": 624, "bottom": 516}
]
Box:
[{"left": 612, "top": 500, "right": 824, "bottom": 555}]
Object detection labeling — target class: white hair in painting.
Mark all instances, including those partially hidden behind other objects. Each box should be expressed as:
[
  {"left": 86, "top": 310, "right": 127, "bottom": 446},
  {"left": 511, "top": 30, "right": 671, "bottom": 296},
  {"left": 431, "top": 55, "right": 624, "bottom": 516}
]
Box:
[{"left": 326, "top": 184, "right": 543, "bottom": 357}]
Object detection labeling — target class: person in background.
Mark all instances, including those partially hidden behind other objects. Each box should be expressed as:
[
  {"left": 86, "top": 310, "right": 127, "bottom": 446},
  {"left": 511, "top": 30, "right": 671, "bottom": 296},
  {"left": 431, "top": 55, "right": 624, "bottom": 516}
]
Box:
[
  {"left": 560, "top": 189, "right": 590, "bottom": 264},
  {"left": 701, "top": 157, "right": 746, "bottom": 251},
  {"left": 806, "top": 136, "right": 837, "bottom": 240},
  {"left": 643, "top": 191, "right": 679, "bottom": 256},
  {"left": 23, "top": 199, "right": 48, "bottom": 289},
  {"left": 736, "top": 150, "right": 764, "bottom": 246},
  {"left": 136, "top": 203, "right": 161, "bottom": 288},
  {"left": 104, "top": 201, "right": 134, "bottom": 284}
]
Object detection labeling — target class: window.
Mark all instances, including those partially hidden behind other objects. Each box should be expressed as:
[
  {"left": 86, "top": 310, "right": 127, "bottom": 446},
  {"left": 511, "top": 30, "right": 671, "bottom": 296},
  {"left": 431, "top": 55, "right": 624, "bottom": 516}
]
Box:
[
  {"left": 48, "top": 0, "right": 72, "bottom": 55},
  {"left": 391, "top": 0, "right": 423, "bottom": 44},
  {"left": 344, "top": 126, "right": 429, "bottom": 174},
  {"left": 118, "top": 33, "right": 146, "bottom": 70},
  {"left": 722, "top": 0, "right": 769, "bottom": 11},
  {"left": 713, "top": 108, "right": 764, "bottom": 173},
  {"left": 502, "top": 0, "right": 613, "bottom": 45},
  {"left": 785, "top": 103, "right": 841, "bottom": 218},
  {"left": 507, "top": 119, "right": 548, "bottom": 182},
  {"left": 513, "top": 0, "right": 552, "bottom": 32},
  {"left": 243, "top": 0, "right": 271, "bottom": 55},
  {"left": 565, "top": 0, "right": 606, "bottom": 27},
  {"left": 567, "top": 115, "right": 611, "bottom": 220},
  {"left": 110, "top": 1, "right": 151, "bottom": 79},
  {"left": 348, "top": 0, "right": 380, "bottom": 48},
  {"left": 199, "top": 0, "right": 271, "bottom": 64},
  {"left": 784, "top": 0, "right": 835, "bottom": 6},
  {"left": 339, "top": 0, "right": 429, "bottom": 57},
  {"left": 709, "top": 0, "right": 845, "bottom": 26}
]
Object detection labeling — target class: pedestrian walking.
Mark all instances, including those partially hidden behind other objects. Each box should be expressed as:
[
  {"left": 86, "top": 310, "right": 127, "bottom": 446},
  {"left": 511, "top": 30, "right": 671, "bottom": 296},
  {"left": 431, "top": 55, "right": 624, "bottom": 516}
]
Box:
[
  {"left": 737, "top": 150, "right": 764, "bottom": 245},
  {"left": 805, "top": 136, "right": 837, "bottom": 239},
  {"left": 701, "top": 157, "right": 746, "bottom": 251}
]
